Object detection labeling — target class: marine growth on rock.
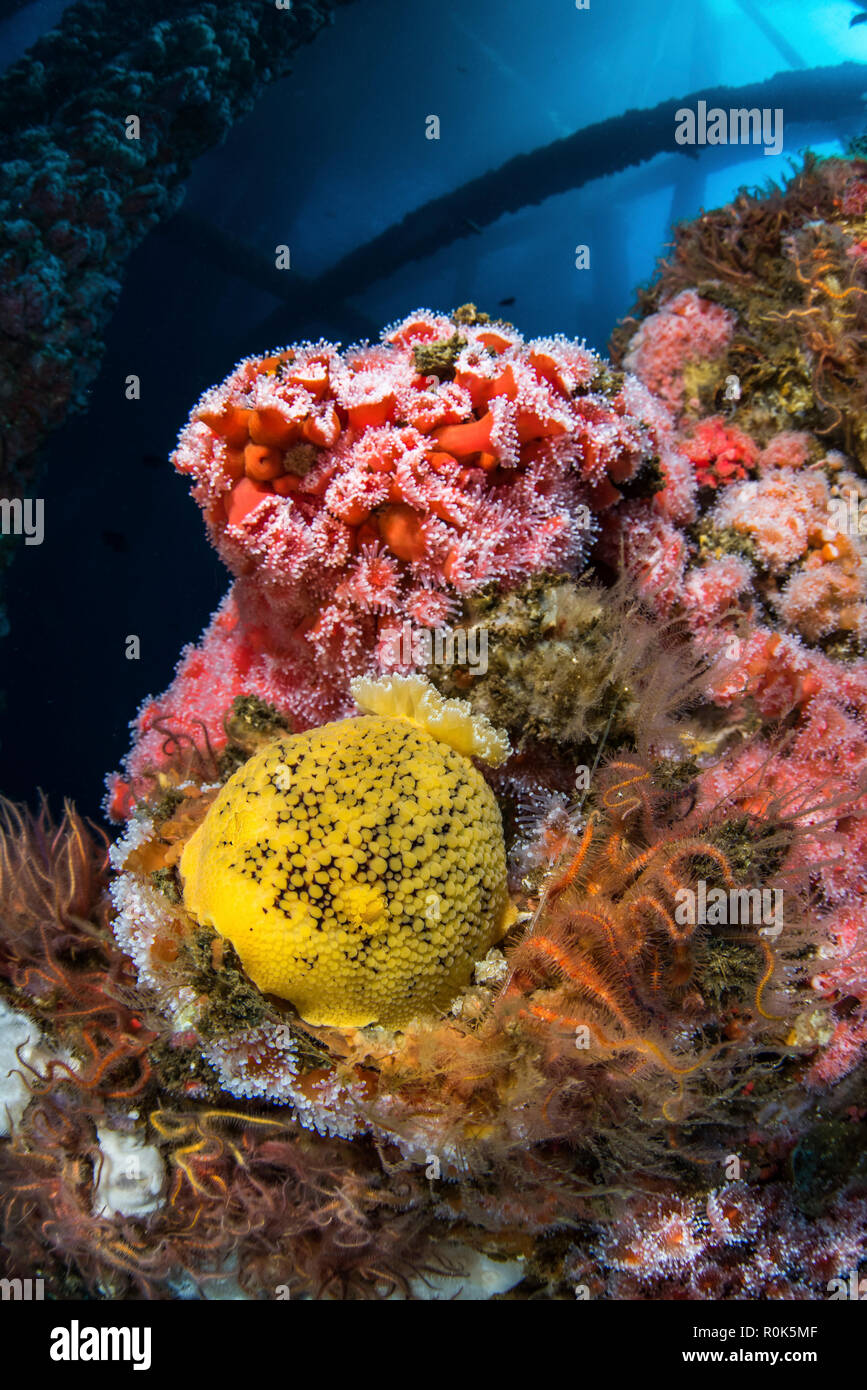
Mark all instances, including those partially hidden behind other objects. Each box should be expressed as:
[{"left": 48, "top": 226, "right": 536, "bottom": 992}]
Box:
[{"left": 2, "top": 232, "right": 867, "bottom": 1301}]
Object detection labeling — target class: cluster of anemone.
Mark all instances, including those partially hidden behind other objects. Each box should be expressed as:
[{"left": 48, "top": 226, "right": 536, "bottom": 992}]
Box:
[
  {"left": 568, "top": 1185, "right": 867, "bottom": 1300},
  {"left": 109, "top": 305, "right": 692, "bottom": 815},
  {"left": 691, "top": 685, "right": 867, "bottom": 1089},
  {"left": 621, "top": 288, "right": 736, "bottom": 413},
  {"left": 609, "top": 154, "right": 867, "bottom": 1092},
  {"left": 610, "top": 154, "right": 867, "bottom": 663}
]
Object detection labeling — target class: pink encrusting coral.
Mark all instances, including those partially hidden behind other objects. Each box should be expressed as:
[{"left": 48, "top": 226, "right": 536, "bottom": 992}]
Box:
[{"left": 111, "top": 308, "right": 691, "bottom": 809}]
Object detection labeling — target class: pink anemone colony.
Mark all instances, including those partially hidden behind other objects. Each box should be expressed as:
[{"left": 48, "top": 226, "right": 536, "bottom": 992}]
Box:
[{"left": 110, "top": 306, "right": 692, "bottom": 811}]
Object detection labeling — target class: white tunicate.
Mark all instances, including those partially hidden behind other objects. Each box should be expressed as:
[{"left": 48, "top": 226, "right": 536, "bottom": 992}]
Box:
[
  {"left": 93, "top": 1128, "right": 166, "bottom": 1218},
  {"left": 390, "top": 1244, "right": 525, "bottom": 1301},
  {"left": 0, "top": 997, "right": 48, "bottom": 1137}
]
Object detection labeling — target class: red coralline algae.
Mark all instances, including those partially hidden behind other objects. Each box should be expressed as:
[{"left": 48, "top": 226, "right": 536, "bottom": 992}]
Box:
[{"left": 113, "top": 307, "right": 687, "bottom": 803}]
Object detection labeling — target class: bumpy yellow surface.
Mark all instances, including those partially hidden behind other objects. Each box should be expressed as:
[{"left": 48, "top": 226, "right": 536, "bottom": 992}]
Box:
[{"left": 179, "top": 715, "right": 511, "bottom": 1028}]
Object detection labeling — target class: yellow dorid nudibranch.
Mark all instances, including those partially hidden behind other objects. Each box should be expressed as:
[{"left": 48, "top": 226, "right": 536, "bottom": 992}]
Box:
[{"left": 179, "top": 675, "right": 514, "bottom": 1029}]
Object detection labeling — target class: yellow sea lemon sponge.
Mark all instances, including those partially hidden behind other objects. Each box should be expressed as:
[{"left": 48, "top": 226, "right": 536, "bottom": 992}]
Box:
[
  {"left": 350, "top": 673, "right": 511, "bottom": 766},
  {"left": 179, "top": 681, "right": 513, "bottom": 1029}
]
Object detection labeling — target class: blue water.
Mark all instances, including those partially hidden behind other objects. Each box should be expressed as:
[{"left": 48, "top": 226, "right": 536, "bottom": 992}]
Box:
[{"left": 1, "top": 0, "right": 865, "bottom": 813}]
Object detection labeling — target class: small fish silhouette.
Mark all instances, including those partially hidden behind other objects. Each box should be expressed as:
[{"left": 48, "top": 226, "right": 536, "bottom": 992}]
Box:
[
  {"left": 851, "top": 1, "right": 867, "bottom": 26},
  {"left": 499, "top": 296, "right": 516, "bottom": 306}
]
